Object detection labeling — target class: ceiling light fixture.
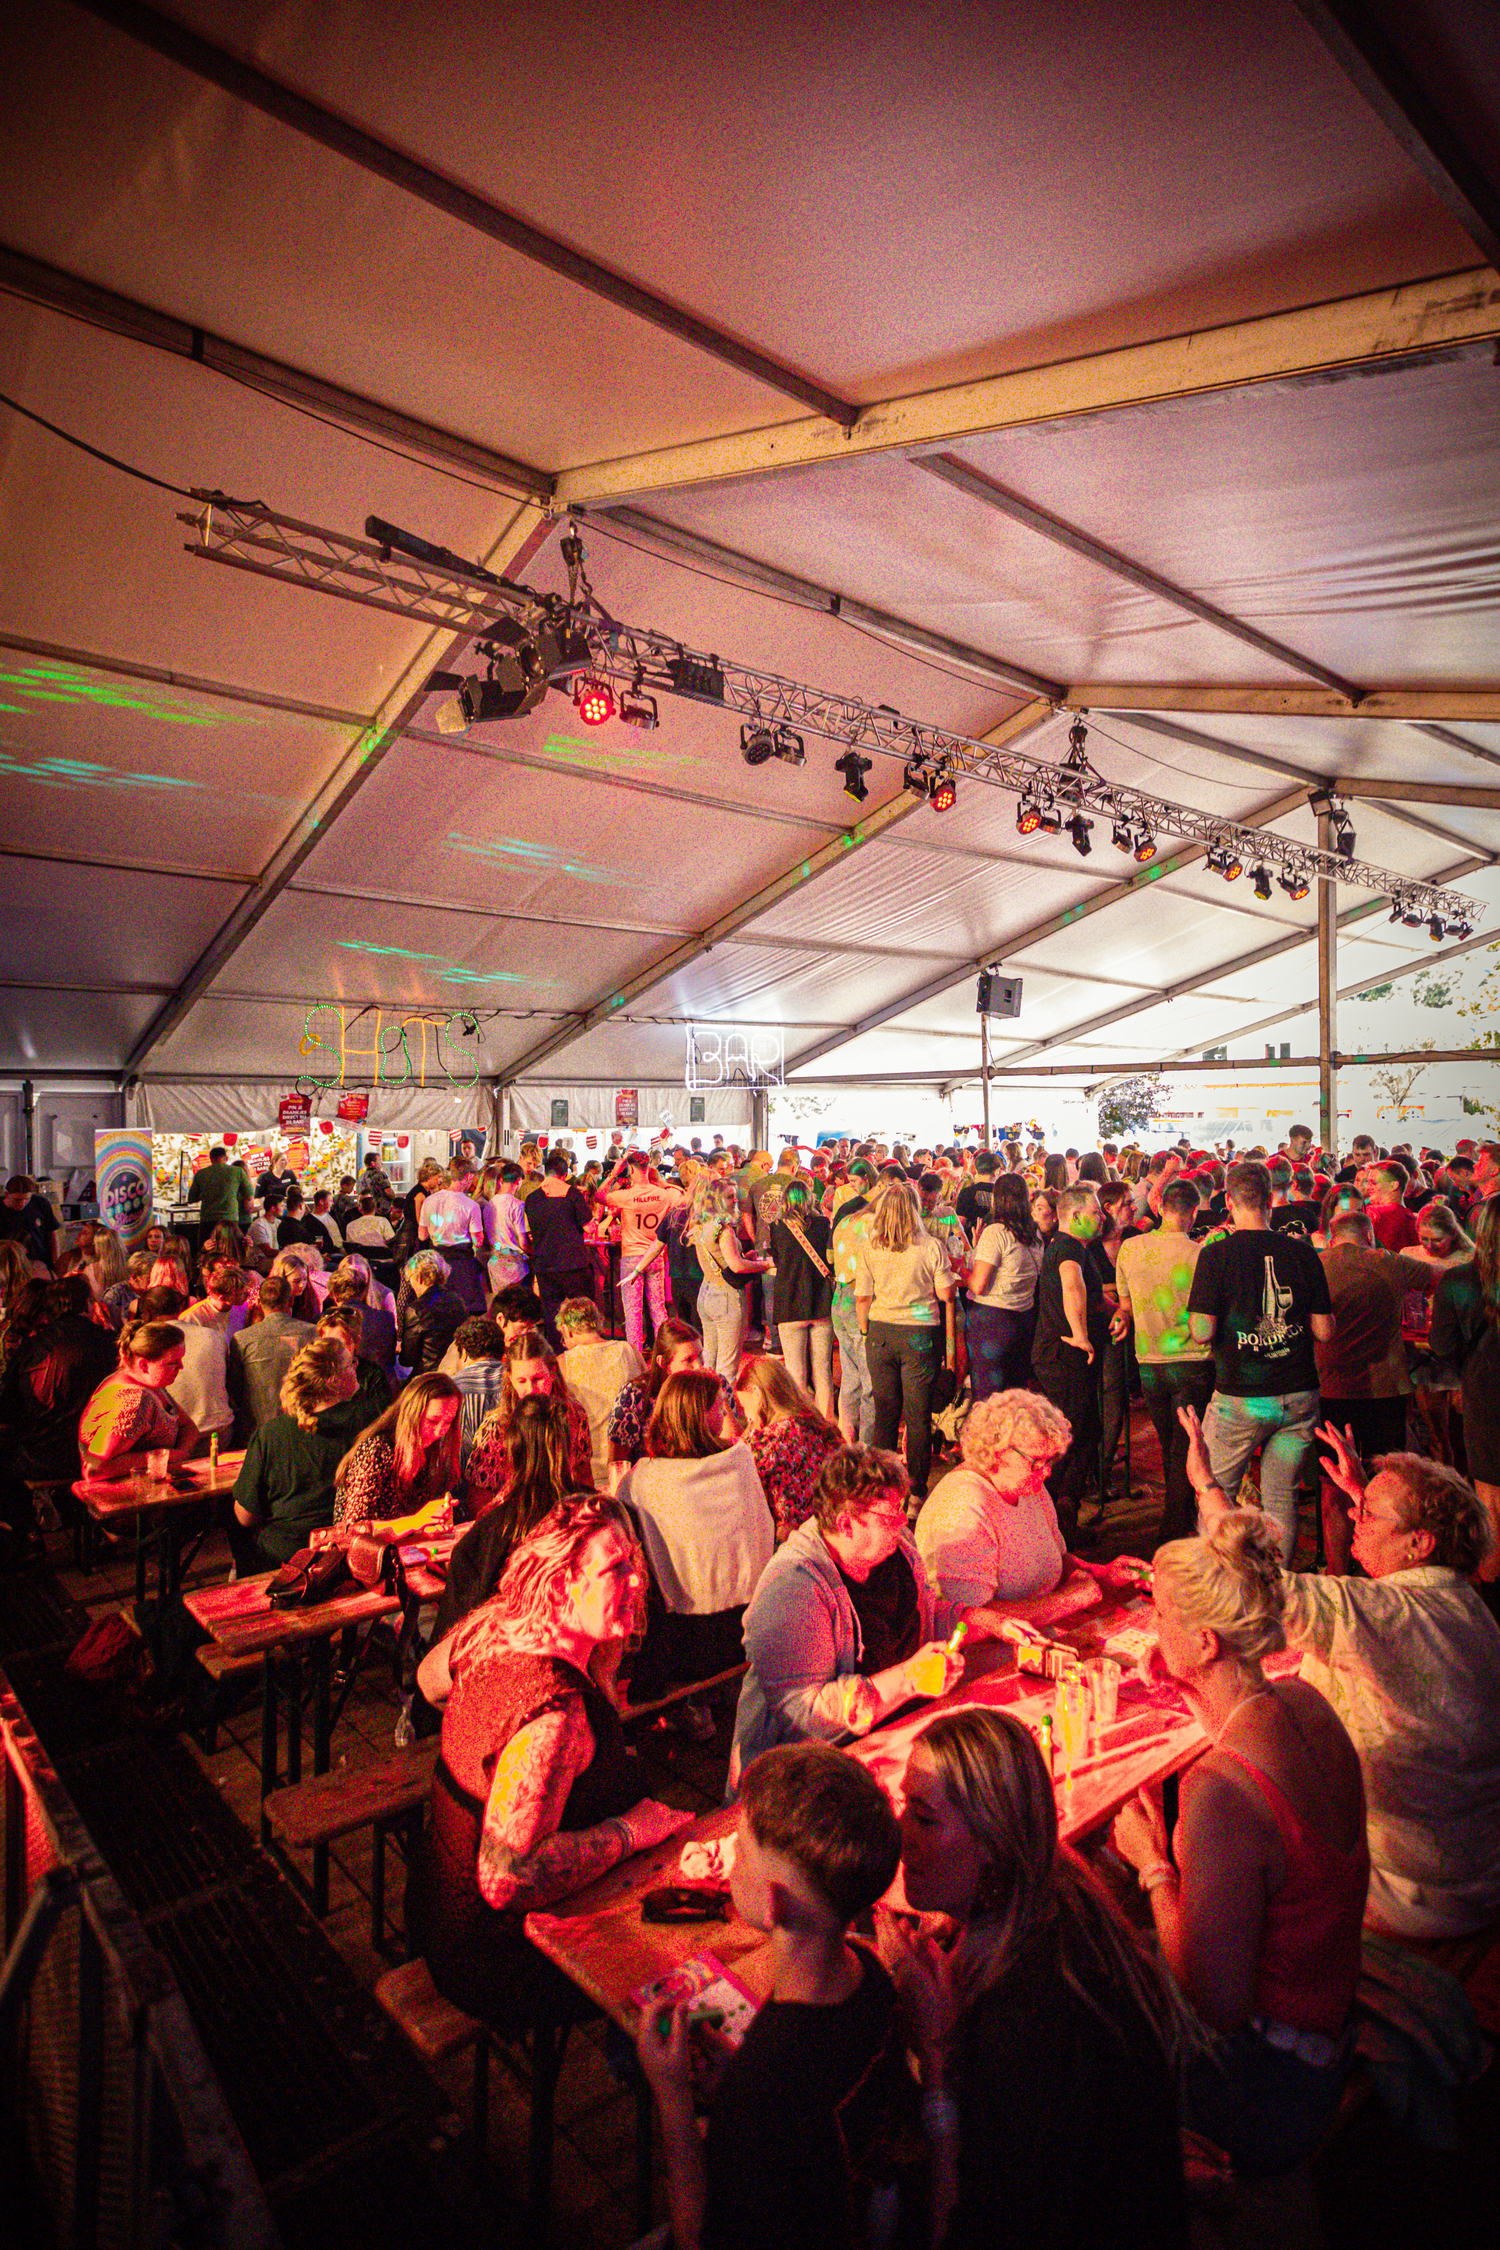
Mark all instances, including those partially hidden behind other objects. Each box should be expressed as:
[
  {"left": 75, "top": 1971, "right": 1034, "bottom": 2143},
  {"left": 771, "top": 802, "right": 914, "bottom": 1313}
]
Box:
[
  {"left": 835, "top": 749, "right": 872, "bottom": 802},
  {"left": 1207, "top": 845, "right": 1242, "bottom": 882},
  {"left": 772, "top": 726, "right": 806, "bottom": 766},
  {"left": 929, "top": 767, "right": 957, "bottom": 812},
  {"left": 619, "top": 688, "right": 659, "bottom": 730},
  {"left": 1067, "top": 811, "right": 1093, "bottom": 857},
  {"left": 573, "top": 674, "right": 615, "bottom": 726},
  {"left": 740, "top": 722, "right": 775, "bottom": 766},
  {"left": 1017, "top": 791, "right": 1043, "bottom": 835},
  {"left": 1252, "top": 864, "right": 1273, "bottom": 901},
  {"left": 1279, "top": 869, "right": 1310, "bottom": 901}
]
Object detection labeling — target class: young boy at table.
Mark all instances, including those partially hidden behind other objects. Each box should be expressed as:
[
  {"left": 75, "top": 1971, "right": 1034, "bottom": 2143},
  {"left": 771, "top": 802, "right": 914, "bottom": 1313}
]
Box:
[{"left": 636, "top": 1744, "right": 907, "bottom": 2250}]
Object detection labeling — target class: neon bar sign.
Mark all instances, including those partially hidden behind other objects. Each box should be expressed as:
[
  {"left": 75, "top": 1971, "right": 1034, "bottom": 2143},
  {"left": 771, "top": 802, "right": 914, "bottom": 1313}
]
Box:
[{"left": 685, "top": 1023, "right": 785, "bottom": 1091}]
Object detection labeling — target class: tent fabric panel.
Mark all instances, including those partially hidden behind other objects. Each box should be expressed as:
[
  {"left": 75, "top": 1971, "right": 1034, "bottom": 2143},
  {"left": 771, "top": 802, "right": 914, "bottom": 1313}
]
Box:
[
  {"left": 952, "top": 351, "right": 1500, "bottom": 689},
  {"left": 128, "top": 1078, "right": 494, "bottom": 1133},
  {"left": 506, "top": 1085, "right": 752, "bottom": 1134},
  {"left": 0, "top": 986, "right": 161, "bottom": 1072},
  {"left": 0, "top": 860, "right": 247, "bottom": 989},
  {"left": 637, "top": 939, "right": 927, "bottom": 1026},
  {"left": 295, "top": 734, "right": 840, "bottom": 932},
  {"left": 0, "top": 298, "right": 521, "bottom": 712},
  {"left": 208, "top": 889, "right": 651, "bottom": 1015},
  {"left": 647, "top": 452, "right": 1294, "bottom": 691},
  {"left": 0, "top": 4, "right": 797, "bottom": 474},
  {"left": 156, "top": 0, "right": 1475, "bottom": 405},
  {"left": 147, "top": 993, "right": 561, "bottom": 1084},
  {"left": 745, "top": 835, "right": 1086, "bottom": 954},
  {"left": 0, "top": 654, "right": 353, "bottom": 877}
]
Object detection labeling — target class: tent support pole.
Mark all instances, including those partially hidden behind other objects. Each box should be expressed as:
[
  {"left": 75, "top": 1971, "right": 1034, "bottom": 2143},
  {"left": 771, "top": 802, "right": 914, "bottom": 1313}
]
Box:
[
  {"left": 752, "top": 1089, "right": 770, "bottom": 1151},
  {"left": 981, "top": 1015, "right": 992, "bottom": 1148},
  {"left": 1317, "top": 803, "right": 1338, "bottom": 1154}
]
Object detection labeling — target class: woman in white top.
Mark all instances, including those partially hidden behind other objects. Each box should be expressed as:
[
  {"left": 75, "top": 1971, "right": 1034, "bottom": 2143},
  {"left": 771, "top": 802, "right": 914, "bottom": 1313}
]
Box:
[
  {"left": 614, "top": 1367, "right": 774, "bottom": 1701},
  {"left": 915, "top": 1390, "right": 1136, "bottom": 1642},
  {"left": 1185, "top": 1408, "right": 1500, "bottom": 1940},
  {"left": 418, "top": 1167, "right": 488, "bottom": 1315},
  {"left": 853, "top": 1177, "right": 957, "bottom": 1501},
  {"left": 966, "top": 1174, "right": 1046, "bottom": 1401}
]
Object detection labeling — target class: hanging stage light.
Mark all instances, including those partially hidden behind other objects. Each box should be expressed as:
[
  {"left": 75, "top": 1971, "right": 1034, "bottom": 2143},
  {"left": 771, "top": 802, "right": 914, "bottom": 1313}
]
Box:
[
  {"left": 1067, "top": 811, "right": 1093, "bottom": 857},
  {"left": 906, "top": 758, "right": 957, "bottom": 809},
  {"left": 1389, "top": 899, "right": 1406, "bottom": 924},
  {"left": 740, "top": 722, "right": 776, "bottom": 766},
  {"left": 1207, "top": 845, "right": 1242, "bottom": 882},
  {"left": 930, "top": 767, "right": 957, "bottom": 812},
  {"left": 1430, "top": 914, "right": 1446, "bottom": 941},
  {"left": 835, "top": 749, "right": 872, "bottom": 802},
  {"left": 1035, "top": 802, "right": 1063, "bottom": 835},
  {"left": 1017, "top": 792, "right": 1043, "bottom": 835},
  {"left": 1334, "top": 808, "right": 1356, "bottom": 859},
  {"left": 1133, "top": 828, "right": 1157, "bottom": 863},
  {"left": 619, "top": 689, "right": 659, "bottom": 730},
  {"left": 1252, "top": 865, "right": 1273, "bottom": 901},
  {"left": 1279, "top": 868, "right": 1310, "bottom": 901},
  {"left": 573, "top": 675, "right": 615, "bottom": 727},
  {"left": 772, "top": 726, "right": 806, "bottom": 766},
  {"left": 1111, "top": 816, "right": 1133, "bottom": 853},
  {"left": 1403, "top": 906, "right": 1426, "bottom": 928}
]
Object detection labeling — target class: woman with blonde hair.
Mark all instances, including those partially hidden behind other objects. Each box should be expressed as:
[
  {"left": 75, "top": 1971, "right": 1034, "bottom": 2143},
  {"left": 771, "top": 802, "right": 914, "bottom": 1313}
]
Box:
[
  {"left": 734, "top": 1353, "right": 842, "bottom": 1539},
  {"left": 1112, "top": 1481, "right": 1368, "bottom": 2175},
  {"left": 616, "top": 1368, "right": 775, "bottom": 1703},
  {"left": 78, "top": 1303, "right": 199, "bottom": 1478},
  {"left": 83, "top": 1224, "right": 130, "bottom": 1310},
  {"left": 408, "top": 1496, "right": 690, "bottom": 2029},
  {"left": 877, "top": 1707, "right": 1188, "bottom": 2245},
  {"left": 688, "top": 1177, "right": 766, "bottom": 1381},
  {"left": 854, "top": 1175, "right": 957, "bottom": 1500},
  {"left": 228, "top": 1334, "right": 370, "bottom": 1572},
  {"left": 267, "top": 1247, "right": 321, "bottom": 1326},
  {"left": 334, "top": 1371, "right": 462, "bottom": 1525}
]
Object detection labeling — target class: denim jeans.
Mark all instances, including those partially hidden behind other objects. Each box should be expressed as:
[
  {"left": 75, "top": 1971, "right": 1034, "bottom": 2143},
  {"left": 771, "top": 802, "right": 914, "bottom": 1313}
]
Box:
[
  {"left": 1202, "top": 1386, "right": 1321, "bottom": 1561},
  {"left": 697, "top": 1280, "right": 746, "bottom": 1381},
  {"left": 832, "top": 1290, "right": 875, "bottom": 1443},
  {"left": 779, "top": 1319, "right": 836, "bottom": 1420},
  {"left": 1139, "top": 1359, "right": 1216, "bottom": 1541},
  {"left": 758, "top": 1263, "right": 779, "bottom": 1352},
  {"left": 867, "top": 1320, "right": 943, "bottom": 1497}
]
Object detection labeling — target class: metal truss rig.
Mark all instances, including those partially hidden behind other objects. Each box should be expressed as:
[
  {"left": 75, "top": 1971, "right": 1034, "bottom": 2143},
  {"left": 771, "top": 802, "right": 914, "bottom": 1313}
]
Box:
[{"left": 182, "top": 495, "right": 1484, "bottom": 931}]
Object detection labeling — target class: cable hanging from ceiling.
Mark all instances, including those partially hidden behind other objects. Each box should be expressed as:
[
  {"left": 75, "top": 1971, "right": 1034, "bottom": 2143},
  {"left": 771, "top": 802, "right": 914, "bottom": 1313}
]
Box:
[{"left": 177, "top": 494, "right": 1484, "bottom": 940}]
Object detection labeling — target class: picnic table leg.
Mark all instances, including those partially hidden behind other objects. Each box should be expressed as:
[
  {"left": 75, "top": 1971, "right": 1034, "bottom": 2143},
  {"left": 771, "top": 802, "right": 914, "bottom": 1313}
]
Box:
[
  {"left": 259, "top": 1652, "right": 278, "bottom": 1847},
  {"left": 310, "top": 1640, "right": 332, "bottom": 1919},
  {"left": 527, "top": 2005, "right": 569, "bottom": 2240},
  {"left": 133, "top": 1518, "right": 147, "bottom": 1608}
]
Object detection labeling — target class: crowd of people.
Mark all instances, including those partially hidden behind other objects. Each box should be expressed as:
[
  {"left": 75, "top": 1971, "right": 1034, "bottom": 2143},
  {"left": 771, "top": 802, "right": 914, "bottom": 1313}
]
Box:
[{"left": 4, "top": 1117, "right": 1500, "bottom": 2241}]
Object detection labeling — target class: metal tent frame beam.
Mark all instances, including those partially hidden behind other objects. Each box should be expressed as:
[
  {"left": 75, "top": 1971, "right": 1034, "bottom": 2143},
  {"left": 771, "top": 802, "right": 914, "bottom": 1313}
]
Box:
[{"left": 1073, "top": 683, "right": 1500, "bottom": 721}]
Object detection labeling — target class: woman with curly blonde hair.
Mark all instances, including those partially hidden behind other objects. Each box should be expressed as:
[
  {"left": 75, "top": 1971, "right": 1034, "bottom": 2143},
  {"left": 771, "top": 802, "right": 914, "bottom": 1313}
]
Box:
[
  {"left": 915, "top": 1391, "right": 1142, "bottom": 1641},
  {"left": 227, "top": 1334, "right": 371, "bottom": 1571},
  {"left": 408, "top": 1496, "right": 691, "bottom": 2029}
]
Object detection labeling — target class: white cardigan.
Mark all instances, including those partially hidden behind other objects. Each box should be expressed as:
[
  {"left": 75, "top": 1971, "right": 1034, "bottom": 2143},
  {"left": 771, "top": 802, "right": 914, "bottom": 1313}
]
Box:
[{"left": 618, "top": 1442, "right": 775, "bottom": 1615}]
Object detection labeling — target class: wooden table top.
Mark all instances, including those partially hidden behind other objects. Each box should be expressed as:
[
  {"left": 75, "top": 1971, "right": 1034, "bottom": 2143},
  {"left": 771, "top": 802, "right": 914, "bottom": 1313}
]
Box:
[
  {"left": 74, "top": 1451, "right": 247, "bottom": 1522},
  {"left": 182, "top": 1528, "right": 461, "bottom": 1655},
  {"left": 526, "top": 1591, "right": 1290, "bottom": 2033}
]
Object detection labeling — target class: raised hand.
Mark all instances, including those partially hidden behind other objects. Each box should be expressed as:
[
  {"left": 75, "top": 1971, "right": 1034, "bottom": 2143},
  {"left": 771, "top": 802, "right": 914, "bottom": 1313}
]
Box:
[{"left": 1314, "top": 1421, "right": 1365, "bottom": 1506}]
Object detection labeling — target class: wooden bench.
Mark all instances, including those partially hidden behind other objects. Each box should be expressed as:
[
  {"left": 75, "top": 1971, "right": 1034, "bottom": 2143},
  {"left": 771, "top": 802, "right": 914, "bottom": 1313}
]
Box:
[
  {"left": 194, "top": 1642, "right": 264, "bottom": 1754},
  {"left": 375, "top": 1958, "right": 489, "bottom": 2176},
  {"left": 264, "top": 1738, "right": 439, "bottom": 1949}
]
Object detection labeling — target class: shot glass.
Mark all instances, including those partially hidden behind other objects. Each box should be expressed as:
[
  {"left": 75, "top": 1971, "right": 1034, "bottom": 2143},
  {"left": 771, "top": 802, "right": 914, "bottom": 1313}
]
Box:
[
  {"left": 147, "top": 1448, "right": 171, "bottom": 1479},
  {"left": 1084, "top": 1656, "right": 1122, "bottom": 1729}
]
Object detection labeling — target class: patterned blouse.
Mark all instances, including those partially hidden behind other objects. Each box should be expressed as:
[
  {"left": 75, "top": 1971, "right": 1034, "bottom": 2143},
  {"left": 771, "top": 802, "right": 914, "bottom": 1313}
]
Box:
[
  {"left": 78, "top": 1374, "right": 182, "bottom": 1463},
  {"left": 465, "top": 1392, "right": 594, "bottom": 1497},
  {"left": 746, "top": 1416, "right": 842, "bottom": 1538},
  {"left": 334, "top": 1435, "right": 447, "bottom": 1528},
  {"left": 605, "top": 1369, "right": 736, "bottom": 1466}
]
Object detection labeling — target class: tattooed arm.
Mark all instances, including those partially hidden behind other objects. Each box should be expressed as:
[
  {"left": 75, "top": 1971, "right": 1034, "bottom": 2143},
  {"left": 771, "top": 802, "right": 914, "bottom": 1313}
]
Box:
[{"left": 475, "top": 1703, "right": 690, "bottom": 1913}]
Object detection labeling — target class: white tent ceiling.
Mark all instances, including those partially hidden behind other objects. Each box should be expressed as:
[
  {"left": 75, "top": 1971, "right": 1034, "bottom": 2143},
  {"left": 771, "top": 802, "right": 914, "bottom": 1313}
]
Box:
[{"left": 1, "top": 0, "right": 1499, "bottom": 1112}]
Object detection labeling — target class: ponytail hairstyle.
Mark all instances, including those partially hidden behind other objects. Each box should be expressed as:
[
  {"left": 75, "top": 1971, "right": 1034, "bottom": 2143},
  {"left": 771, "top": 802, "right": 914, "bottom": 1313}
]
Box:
[
  {"left": 1152, "top": 1509, "right": 1287, "bottom": 1664},
  {"left": 278, "top": 1336, "right": 354, "bottom": 1429},
  {"left": 118, "top": 1317, "right": 185, "bottom": 1370}
]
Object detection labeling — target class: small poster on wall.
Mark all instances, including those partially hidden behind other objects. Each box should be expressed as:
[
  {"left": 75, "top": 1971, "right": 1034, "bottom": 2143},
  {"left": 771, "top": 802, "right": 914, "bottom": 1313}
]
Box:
[
  {"left": 551, "top": 1099, "right": 570, "bottom": 1128},
  {"left": 615, "top": 1087, "right": 639, "bottom": 1128},
  {"left": 689, "top": 1097, "right": 706, "bottom": 1123},
  {"left": 279, "top": 1093, "right": 312, "bottom": 1135},
  {"left": 337, "top": 1090, "right": 369, "bottom": 1122}
]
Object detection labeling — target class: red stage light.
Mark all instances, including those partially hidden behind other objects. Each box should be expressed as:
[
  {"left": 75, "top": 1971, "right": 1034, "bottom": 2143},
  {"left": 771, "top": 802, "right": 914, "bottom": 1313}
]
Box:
[
  {"left": 930, "top": 772, "right": 957, "bottom": 812},
  {"left": 574, "top": 676, "right": 615, "bottom": 726}
]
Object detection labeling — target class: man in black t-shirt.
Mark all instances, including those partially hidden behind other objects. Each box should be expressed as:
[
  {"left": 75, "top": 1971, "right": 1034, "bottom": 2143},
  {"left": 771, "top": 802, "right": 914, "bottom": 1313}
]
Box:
[
  {"left": 1031, "top": 1186, "right": 1110, "bottom": 1540},
  {"left": 1187, "top": 1160, "right": 1334, "bottom": 1562},
  {"left": 955, "top": 1152, "right": 997, "bottom": 1234},
  {"left": 0, "top": 1176, "right": 59, "bottom": 1271}
]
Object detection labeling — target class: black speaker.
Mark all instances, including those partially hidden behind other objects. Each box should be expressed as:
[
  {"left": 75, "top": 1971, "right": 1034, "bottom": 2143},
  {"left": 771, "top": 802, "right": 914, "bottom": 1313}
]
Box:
[{"left": 976, "top": 972, "right": 1022, "bottom": 1019}]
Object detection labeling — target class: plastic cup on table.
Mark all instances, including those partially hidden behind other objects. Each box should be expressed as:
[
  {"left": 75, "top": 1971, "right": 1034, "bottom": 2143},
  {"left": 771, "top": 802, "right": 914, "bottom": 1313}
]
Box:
[
  {"left": 1084, "top": 1656, "right": 1122, "bottom": 1735},
  {"left": 147, "top": 1448, "right": 170, "bottom": 1480}
]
